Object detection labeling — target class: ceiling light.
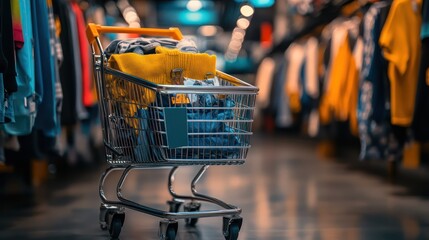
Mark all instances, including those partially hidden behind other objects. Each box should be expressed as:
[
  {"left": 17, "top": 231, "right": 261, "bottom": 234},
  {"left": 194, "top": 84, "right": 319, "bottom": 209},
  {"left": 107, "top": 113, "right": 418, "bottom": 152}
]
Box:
[
  {"left": 117, "top": 0, "right": 129, "bottom": 10},
  {"left": 236, "top": 18, "right": 250, "bottom": 29},
  {"left": 122, "top": 6, "right": 135, "bottom": 15},
  {"left": 187, "top": 0, "right": 203, "bottom": 12},
  {"left": 129, "top": 22, "right": 141, "bottom": 28},
  {"left": 233, "top": 27, "right": 246, "bottom": 37},
  {"left": 229, "top": 42, "right": 242, "bottom": 49},
  {"left": 250, "top": 0, "right": 275, "bottom": 8},
  {"left": 232, "top": 31, "right": 245, "bottom": 40},
  {"left": 240, "top": 5, "right": 254, "bottom": 17},
  {"left": 225, "top": 52, "right": 237, "bottom": 61},
  {"left": 198, "top": 25, "right": 218, "bottom": 37},
  {"left": 125, "top": 11, "right": 139, "bottom": 23}
]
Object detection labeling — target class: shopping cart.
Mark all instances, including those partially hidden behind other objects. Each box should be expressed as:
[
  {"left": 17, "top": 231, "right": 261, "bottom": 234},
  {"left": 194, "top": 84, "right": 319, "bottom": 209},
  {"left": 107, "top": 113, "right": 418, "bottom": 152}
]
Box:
[{"left": 86, "top": 23, "right": 258, "bottom": 240}]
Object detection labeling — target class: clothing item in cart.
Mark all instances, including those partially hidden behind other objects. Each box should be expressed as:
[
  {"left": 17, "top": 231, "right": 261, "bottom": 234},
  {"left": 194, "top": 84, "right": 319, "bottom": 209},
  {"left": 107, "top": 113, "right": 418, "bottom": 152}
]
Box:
[
  {"left": 133, "top": 109, "right": 164, "bottom": 162},
  {"left": 131, "top": 94, "right": 241, "bottom": 161},
  {"left": 106, "top": 46, "right": 216, "bottom": 129},
  {"left": 104, "top": 37, "right": 198, "bottom": 58},
  {"left": 183, "top": 77, "right": 219, "bottom": 105}
]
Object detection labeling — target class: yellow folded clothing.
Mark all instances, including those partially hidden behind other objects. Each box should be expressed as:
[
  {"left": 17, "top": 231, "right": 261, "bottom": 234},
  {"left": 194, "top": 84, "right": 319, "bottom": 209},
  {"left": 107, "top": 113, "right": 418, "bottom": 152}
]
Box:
[
  {"left": 106, "top": 46, "right": 217, "bottom": 129},
  {"left": 108, "top": 46, "right": 216, "bottom": 86}
]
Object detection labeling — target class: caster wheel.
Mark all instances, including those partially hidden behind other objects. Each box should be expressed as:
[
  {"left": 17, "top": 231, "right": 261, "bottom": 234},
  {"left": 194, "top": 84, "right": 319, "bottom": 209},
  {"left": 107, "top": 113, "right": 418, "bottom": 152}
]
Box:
[
  {"left": 167, "top": 199, "right": 183, "bottom": 213},
  {"left": 223, "top": 217, "right": 242, "bottom": 240},
  {"left": 166, "top": 225, "right": 177, "bottom": 240},
  {"left": 99, "top": 204, "right": 110, "bottom": 231},
  {"left": 184, "top": 202, "right": 201, "bottom": 226},
  {"left": 159, "top": 220, "right": 178, "bottom": 240},
  {"left": 225, "top": 224, "right": 240, "bottom": 240},
  {"left": 108, "top": 212, "right": 125, "bottom": 239},
  {"left": 100, "top": 222, "right": 108, "bottom": 231}
]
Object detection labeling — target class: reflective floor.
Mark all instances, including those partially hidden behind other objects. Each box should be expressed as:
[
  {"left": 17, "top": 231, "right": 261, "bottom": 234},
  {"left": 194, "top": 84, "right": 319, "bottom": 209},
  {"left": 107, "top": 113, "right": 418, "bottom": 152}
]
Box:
[{"left": 1, "top": 134, "right": 429, "bottom": 239}]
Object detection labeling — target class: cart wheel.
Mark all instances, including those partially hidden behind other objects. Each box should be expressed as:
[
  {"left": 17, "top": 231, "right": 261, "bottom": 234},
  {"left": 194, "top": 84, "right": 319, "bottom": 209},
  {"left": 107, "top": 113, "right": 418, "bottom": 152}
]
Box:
[
  {"left": 166, "top": 226, "right": 177, "bottom": 240},
  {"left": 167, "top": 199, "right": 183, "bottom": 213},
  {"left": 99, "top": 204, "right": 108, "bottom": 230},
  {"left": 109, "top": 213, "right": 125, "bottom": 239},
  {"left": 159, "top": 220, "right": 178, "bottom": 240},
  {"left": 184, "top": 202, "right": 201, "bottom": 226},
  {"left": 225, "top": 224, "right": 240, "bottom": 240},
  {"left": 100, "top": 222, "right": 108, "bottom": 231},
  {"left": 222, "top": 217, "right": 242, "bottom": 240}
]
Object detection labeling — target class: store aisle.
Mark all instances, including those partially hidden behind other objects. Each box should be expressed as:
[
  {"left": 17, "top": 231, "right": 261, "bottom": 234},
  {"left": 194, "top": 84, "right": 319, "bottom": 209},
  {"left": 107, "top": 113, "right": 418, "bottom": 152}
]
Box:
[{"left": 1, "top": 134, "right": 429, "bottom": 240}]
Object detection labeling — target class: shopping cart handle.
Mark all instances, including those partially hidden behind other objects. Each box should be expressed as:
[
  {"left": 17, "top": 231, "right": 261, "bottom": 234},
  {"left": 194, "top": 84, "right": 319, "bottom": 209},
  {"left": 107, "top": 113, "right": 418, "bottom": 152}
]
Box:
[{"left": 86, "top": 23, "right": 183, "bottom": 44}]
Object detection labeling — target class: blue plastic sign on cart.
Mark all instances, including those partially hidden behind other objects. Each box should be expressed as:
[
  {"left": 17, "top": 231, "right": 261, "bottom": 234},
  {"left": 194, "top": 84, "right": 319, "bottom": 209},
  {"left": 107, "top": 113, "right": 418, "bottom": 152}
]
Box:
[{"left": 164, "top": 107, "right": 189, "bottom": 148}]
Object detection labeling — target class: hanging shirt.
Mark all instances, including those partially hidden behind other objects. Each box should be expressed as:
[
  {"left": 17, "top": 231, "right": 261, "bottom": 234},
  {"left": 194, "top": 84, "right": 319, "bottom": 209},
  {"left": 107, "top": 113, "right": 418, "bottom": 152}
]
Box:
[
  {"left": 285, "top": 43, "right": 305, "bottom": 113},
  {"left": 0, "top": 0, "right": 7, "bottom": 75},
  {"left": 53, "top": 0, "right": 78, "bottom": 126},
  {"left": 12, "top": 0, "right": 24, "bottom": 49},
  {"left": 48, "top": 0, "right": 63, "bottom": 132},
  {"left": 0, "top": 0, "right": 18, "bottom": 95},
  {"left": 1, "top": 0, "right": 18, "bottom": 124},
  {"left": 305, "top": 37, "right": 319, "bottom": 99},
  {"left": 358, "top": 2, "right": 393, "bottom": 160},
  {"left": 255, "top": 57, "right": 276, "bottom": 110},
  {"left": 412, "top": 0, "right": 429, "bottom": 141},
  {"left": 304, "top": 37, "right": 321, "bottom": 136},
  {"left": 412, "top": 39, "right": 429, "bottom": 141},
  {"left": 321, "top": 17, "right": 347, "bottom": 92},
  {"left": 70, "top": 2, "right": 94, "bottom": 108},
  {"left": 275, "top": 55, "right": 293, "bottom": 128},
  {"left": 4, "top": 0, "right": 37, "bottom": 136},
  {"left": 319, "top": 21, "right": 349, "bottom": 124},
  {"left": 379, "top": 0, "right": 422, "bottom": 126},
  {"left": 421, "top": 0, "right": 429, "bottom": 39},
  {"left": 0, "top": 74, "right": 4, "bottom": 123},
  {"left": 68, "top": 3, "right": 88, "bottom": 120},
  {"left": 268, "top": 54, "right": 287, "bottom": 115},
  {"left": 32, "top": 0, "right": 59, "bottom": 137},
  {"left": 322, "top": 30, "right": 360, "bottom": 135}
]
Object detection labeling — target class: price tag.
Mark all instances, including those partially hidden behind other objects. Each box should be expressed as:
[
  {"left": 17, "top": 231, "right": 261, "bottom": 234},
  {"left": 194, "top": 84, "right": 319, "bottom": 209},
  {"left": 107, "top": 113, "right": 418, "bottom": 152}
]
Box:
[{"left": 171, "top": 94, "right": 190, "bottom": 104}]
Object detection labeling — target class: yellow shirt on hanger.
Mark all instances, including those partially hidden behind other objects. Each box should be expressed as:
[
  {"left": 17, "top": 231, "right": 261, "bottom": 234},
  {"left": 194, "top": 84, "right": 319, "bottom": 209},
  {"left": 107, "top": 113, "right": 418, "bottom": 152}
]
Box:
[
  {"left": 320, "top": 32, "right": 360, "bottom": 135},
  {"left": 379, "top": 0, "right": 422, "bottom": 126}
]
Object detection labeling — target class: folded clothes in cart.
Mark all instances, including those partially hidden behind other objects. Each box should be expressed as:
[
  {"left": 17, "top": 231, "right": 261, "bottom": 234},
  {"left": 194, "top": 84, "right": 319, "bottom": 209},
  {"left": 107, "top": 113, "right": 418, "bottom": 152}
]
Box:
[
  {"left": 107, "top": 46, "right": 216, "bottom": 86},
  {"left": 131, "top": 94, "right": 241, "bottom": 161},
  {"left": 106, "top": 46, "right": 216, "bottom": 110},
  {"left": 105, "top": 37, "right": 198, "bottom": 57},
  {"left": 104, "top": 38, "right": 243, "bottom": 161}
]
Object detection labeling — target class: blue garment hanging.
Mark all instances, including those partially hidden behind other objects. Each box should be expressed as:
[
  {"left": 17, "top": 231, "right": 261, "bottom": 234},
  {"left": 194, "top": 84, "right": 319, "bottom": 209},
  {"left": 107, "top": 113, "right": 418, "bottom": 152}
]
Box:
[
  {"left": 357, "top": 2, "right": 395, "bottom": 160},
  {"left": 32, "top": 0, "right": 59, "bottom": 137},
  {"left": 4, "top": 0, "right": 37, "bottom": 135},
  {"left": 0, "top": 74, "right": 4, "bottom": 123}
]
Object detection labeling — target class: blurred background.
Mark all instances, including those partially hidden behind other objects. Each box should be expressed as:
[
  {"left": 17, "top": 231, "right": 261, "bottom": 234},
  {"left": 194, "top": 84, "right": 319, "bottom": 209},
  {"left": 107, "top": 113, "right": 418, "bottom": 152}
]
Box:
[{"left": 1, "top": 0, "right": 429, "bottom": 239}]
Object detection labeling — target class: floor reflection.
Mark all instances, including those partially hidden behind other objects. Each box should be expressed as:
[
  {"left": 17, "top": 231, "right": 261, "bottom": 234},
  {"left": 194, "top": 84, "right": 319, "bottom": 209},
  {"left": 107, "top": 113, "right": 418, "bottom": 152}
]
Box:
[{"left": 1, "top": 134, "right": 429, "bottom": 239}]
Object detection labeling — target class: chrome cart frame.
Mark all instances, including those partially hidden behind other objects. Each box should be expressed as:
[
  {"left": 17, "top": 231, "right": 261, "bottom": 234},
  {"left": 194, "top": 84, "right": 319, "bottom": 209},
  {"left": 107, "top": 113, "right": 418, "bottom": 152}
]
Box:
[{"left": 86, "top": 24, "right": 258, "bottom": 240}]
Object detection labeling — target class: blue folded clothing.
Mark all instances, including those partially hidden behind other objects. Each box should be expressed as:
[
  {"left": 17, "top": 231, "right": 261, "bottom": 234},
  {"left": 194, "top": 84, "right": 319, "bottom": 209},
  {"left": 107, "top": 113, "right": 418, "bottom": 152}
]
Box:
[{"left": 132, "top": 94, "right": 241, "bottom": 160}]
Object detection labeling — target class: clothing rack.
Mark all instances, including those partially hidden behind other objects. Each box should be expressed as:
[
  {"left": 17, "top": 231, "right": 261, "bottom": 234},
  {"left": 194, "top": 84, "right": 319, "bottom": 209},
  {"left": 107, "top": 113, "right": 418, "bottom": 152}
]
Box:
[
  {"left": 256, "top": 0, "right": 429, "bottom": 182},
  {"left": 267, "top": 0, "right": 355, "bottom": 56}
]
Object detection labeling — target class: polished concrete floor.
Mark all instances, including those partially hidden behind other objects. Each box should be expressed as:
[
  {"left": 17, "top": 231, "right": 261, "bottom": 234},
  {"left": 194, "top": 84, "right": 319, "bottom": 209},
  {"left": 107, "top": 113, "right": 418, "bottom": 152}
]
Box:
[{"left": 1, "top": 134, "right": 429, "bottom": 240}]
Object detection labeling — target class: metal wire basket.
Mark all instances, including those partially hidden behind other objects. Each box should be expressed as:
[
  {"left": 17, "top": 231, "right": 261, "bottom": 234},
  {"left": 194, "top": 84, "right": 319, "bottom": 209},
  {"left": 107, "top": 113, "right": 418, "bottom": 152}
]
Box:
[{"left": 100, "top": 67, "right": 257, "bottom": 166}]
